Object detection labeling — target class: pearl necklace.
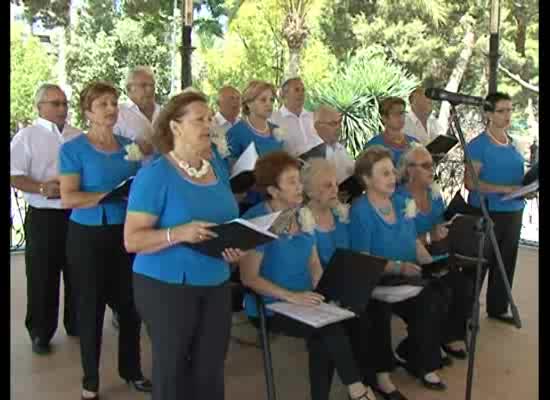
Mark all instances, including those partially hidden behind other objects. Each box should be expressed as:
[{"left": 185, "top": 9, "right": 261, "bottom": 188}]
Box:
[
  {"left": 170, "top": 151, "right": 211, "bottom": 178},
  {"left": 245, "top": 117, "right": 270, "bottom": 134}
]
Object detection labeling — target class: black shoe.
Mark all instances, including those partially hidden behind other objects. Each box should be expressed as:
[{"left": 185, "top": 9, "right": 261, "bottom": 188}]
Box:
[
  {"left": 488, "top": 313, "right": 515, "bottom": 325},
  {"left": 441, "top": 354, "right": 453, "bottom": 367},
  {"left": 442, "top": 344, "right": 467, "bottom": 359},
  {"left": 125, "top": 378, "right": 152, "bottom": 393},
  {"left": 372, "top": 386, "right": 409, "bottom": 400},
  {"left": 420, "top": 374, "right": 447, "bottom": 391},
  {"left": 31, "top": 337, "right": 51, "bottom": 355}
]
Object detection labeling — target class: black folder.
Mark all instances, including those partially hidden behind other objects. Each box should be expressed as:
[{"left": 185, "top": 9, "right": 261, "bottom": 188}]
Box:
[
  {"left": 378, "top": 275, "right": 430, "bottom": 287},
  {"left": 443, "top": 190, "right": 479, "bottom": 220},
  {"left": 230, "top": 171, "right": 256, "bottom": 193},
  {"left": 522, "top": 162, "right": 538, "bottom": 186},
  {"left": 186, "top": 220, "right": 278, "bottom": 259},
  {"left": 298, "top": 143, "right": 327, "bottom": 162},
  {"left": 315, "top": 249, "right": 386, "bottom": 314},
  {"left": 100, "top": 177, "right": 134, "bottom": 203},
  {"left": 426, "top": 135, "right": 459, "bottom": 162},
  {"left": 338, "top": 175, "right": 363, "bottom": 203}
]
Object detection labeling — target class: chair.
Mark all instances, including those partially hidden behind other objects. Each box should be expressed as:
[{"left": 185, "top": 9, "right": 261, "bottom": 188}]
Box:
[{"left": 254, "top": 291, "right": 277, "bottom": 400}]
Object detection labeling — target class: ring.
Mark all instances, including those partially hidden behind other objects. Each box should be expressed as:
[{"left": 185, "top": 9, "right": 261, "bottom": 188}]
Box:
[{"left": 199, "top": 234, "right": 203, "bottom": 240}]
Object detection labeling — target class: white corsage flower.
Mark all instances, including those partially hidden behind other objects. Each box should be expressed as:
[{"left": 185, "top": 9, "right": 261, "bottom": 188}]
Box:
[
  {"left": 430, "top": 181, "right": 442, "bottom": 200},
  {"left": 210, "top": 127, "right": 230, "bottom": 158},
  {"left": 124, "top": 143, "right": 144, "bottom": 161},
  {"left": 272, "top": 126, "right": 287, "bottom": 142},
  {"left": 333, "top": 202, "right": 350, "bottom": 224},
  {"left": 298, "top": 206, "right": 316, "bottom": 234},
  {"left": 403, "top": 198, "right": 418, "bottom": 219}
]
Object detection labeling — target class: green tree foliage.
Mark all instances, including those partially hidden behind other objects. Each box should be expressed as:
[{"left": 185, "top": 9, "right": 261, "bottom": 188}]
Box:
[
  {"left": 308, "top": 49, "right": 419, "bottom": 158},
  {"left": 10, "top": 22, "right": 55, "bottom": 134}
]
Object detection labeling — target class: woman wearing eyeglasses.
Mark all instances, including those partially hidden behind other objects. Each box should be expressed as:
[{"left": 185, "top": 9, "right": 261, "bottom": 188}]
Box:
[
  {"left": 364, "top": 97, "right": 419, "bottom": 166},
  {"left": 463, "top": 92, "right": 528, "bottom": 324},
  {"left": 395, "top": 145, "right": 473, "bottom": 362}
]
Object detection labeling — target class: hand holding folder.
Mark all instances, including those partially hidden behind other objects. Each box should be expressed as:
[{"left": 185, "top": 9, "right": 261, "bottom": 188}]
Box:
[
  {"left": 100, "top": 177, "right": 134, "bottom": 203},
  {"left": 185, "top": 211, "right": 281, "bottom": 259}
]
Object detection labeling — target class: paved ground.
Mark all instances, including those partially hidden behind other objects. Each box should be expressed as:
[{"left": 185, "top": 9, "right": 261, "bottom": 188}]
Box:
[{"left": 11, "top": 247, "right": 538, "bottom": 400}]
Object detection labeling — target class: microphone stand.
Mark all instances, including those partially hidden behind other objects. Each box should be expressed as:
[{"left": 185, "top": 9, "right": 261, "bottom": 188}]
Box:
[{"left": 446, "top": 103, "right": 522, "bottom": 400}]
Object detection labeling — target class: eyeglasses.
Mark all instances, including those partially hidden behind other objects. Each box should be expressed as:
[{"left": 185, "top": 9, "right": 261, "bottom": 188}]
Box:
[
  {"left": 409, "top": 162, "right": 433, "bottom": 170},
  {"left": 40, "top": 100, "right": 68, "bottom": 108}
]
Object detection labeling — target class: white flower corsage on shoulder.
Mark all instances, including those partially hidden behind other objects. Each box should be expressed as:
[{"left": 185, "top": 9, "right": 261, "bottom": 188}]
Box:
[
  {"left": 403, "top": 198, "right": 418, "bottom": 219},
  {"left": 271, "top": 125, "right": 287, "bottom": 142},
  {"left": 209, "top": 126, "right": 230, "bottom": 158},
  {"left": 124, "top": 143, "right": 144, "bottom": 161},
  {"left": 298, "top": 206, "right": 316, "bottom": 234},
  {"left": 430, "top": 181, "right": 442, "bottom": 200},
  {"left": 333, "top": 202, "right": 350, "bottom": 223}
]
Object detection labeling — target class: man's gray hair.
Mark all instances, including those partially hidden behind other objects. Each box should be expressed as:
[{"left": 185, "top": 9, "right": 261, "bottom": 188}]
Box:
[
  {"left": 126, "top": 66, "right": 155, "bottom": 90},
  {"left": 34, "top": 83, "right": 63, "bottom": 109},
  {"left": 314, "top": 105, "right": 340, "bottom": 123},
  {"left": 280, "top": 77, "right": 302, "bottom": 97}
]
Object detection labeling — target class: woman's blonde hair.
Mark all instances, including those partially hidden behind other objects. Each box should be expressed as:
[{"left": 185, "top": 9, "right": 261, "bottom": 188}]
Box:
[
  {"left": 301, "top": 157, "right": 337, "bottom": 198},
  {"left": 241, "top": 80, "right": 276, "bottom": 115}
]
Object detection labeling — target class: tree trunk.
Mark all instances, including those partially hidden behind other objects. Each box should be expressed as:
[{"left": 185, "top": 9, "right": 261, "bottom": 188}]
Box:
[
  {"left": 438, "top": 23, "right": 476, "bottom": 134},
  {"left": 286, "top": 48, "right": 300, "bottom": 79}
]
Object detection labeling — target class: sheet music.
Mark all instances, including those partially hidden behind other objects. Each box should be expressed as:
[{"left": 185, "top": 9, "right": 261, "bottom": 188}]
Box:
[
  {"left": 501, "top": 180, "right": 539, "bottom": 201},
  {"left": 371, "top": 285, "right": 423, "bottom": 303},
  {"left": 228, "top": 211, "right": 282, "bottom": 239},
  {"left": 266, "top": 301, "right": 356, "bottom": 328},
  {"left": 230, "top": 143, "right": 258, "bottom": 179}
]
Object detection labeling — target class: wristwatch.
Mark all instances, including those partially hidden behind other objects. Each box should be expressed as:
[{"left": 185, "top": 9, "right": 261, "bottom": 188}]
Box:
[{"left": 39, "top": 183, "right": 45, "bottom": 197}]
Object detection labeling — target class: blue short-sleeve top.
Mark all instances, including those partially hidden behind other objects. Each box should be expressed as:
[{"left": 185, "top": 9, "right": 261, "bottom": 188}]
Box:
[
  {"left": 227, "top": 120, "right": 284, "bottom": 160},
  {"left": 127, "top": 156, "right": 239, "bottom": 286},
  {"left": 58, "top": 134, "right": 141, "bottom": 226},
  {"left": 465, "top": 132, "right": 526, "bottom": 212},
  {"left": 349, "top": 194, "right": 418, "bottom": 262},
  {"left": 241, "top": 202, "right": 316, "bottom": 317},
  {"left": 314, "top": 213, "right": 351, "bottom": 269},
  {"left": 365, "top": 134, "right": 419, "bottom": 166},
  {"left": 395, "top": 185, "right": 445, "bottom": 235}
]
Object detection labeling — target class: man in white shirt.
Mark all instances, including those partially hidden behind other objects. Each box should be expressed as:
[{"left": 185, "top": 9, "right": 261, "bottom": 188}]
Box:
[
  {"left": 270, "top": 77, "right": 323, "bottom": 156},
  {"left": 404, "top": 87, "right": 445, "bottom": 145},
  {"left": 313, "top": 105, "right": 355, "bottom": 184},
  {"left": 10, "top": 84, "right": 81, "bottom": 355},
  {"left": 114, "top": 66, "right": 160, "bottom": 154},
  {"left": 213, "top": 86, "right": 241, "bottom": 133}
]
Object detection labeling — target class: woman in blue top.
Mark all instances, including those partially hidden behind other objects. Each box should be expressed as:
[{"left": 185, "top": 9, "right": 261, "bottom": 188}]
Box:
[
  {"left": 240, "top": 152, "right": 375, "bottom": 400},
  {"left": 59, "top": 81, "right": 151, "bottom": 400},
  {"left": 396, "top": 145, "right": 473, "bottom": 360},
  {"left": 364, "top": 97, "right": 419, "bottom": 166},
  {"left": 227, "top": 80, "right": 285, "bottom": 211},
  {"left": 464, "top": 92, "right": 531, "bottom": 324},
  {"left": 349, "top": 145, "right": 448, "bottom": 397},
  {"left": 124, "top": 92, "right": 244, "bottom": 400}
]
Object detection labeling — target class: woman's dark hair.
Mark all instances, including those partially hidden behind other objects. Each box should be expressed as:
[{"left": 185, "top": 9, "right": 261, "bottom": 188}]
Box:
[
  {"left": 483, "top": 92, "right": 512, "bottom": 112},
  {"left": 152, "top": 92, "right": 208, "bottom": 154},
  {"left": 379, "top": 97, "right": 406, "bottom": 117},
  {"left": 254, "top": 151, "right": 301, "bottom": 199}
]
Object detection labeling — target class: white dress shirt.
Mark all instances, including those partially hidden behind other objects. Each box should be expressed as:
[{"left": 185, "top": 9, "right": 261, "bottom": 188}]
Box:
[
  {"left": 10, "top": 118, "right": 81, "bottom": 209},
  {"left": 114, "top": 100, "right": 161, "bottom": 142},
  {"left": 404, "top": 111, "right": 444, "bottom": 145},
  {"left": 270, "top": 106, "right": 324, "bottom": 156},
  {"left": 213, "top": 112, "right": 240, "bottom": 134},
  {"left": 325, "top": 143, "right": 356, "bottom": 184}
]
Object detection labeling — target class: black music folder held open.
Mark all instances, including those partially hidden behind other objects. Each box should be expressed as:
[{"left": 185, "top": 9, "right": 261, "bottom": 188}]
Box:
[
  {"left": 230, "top": 143, "right": 258, "bottom": 193},
  {"left": 426, "top": 135, "right": 459, "bottom": 162},
  {"left": 338, "top": 175, "right": 363, "bottom": 203},
  {"left": 523, "top": 162, "right": 538, "bottom": 186},
  {"left": 315, "top": 249, "right": 386, "bottom": 314},
  {"left": 186, "top": 211, "right": 280, "bottom": 259},
  {"left": 100, "top": 177, "right": 134, "bottom": 203},
  {"left": 298, "top": 143, "right": 327, "bottom": 162}
]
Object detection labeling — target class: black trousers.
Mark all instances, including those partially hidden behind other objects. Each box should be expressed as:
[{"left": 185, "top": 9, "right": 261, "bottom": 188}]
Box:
[
  {"left": 133, "top": 273, "right": 232, "bottom": 400},
  {"left": 24, "top": 206, "right": 77, "bottom": 342},
  {"left": 250, "top": 312, "right": 361, "bottom": 400},
  {"left": 66, "top": 222, "right": 143, "bottom": 392},
  {"left": 481, "top": 210, "right": 524, "bottom": 316}
]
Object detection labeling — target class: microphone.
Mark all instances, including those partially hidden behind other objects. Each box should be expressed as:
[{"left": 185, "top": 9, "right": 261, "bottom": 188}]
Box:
[{"left": 425, "top": 88, "right": 490, "bottom": 109}]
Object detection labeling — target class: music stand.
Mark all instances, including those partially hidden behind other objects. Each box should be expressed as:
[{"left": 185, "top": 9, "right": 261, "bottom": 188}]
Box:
[{"left": 446, "top": 103, "right": 522, "bottom": 400}]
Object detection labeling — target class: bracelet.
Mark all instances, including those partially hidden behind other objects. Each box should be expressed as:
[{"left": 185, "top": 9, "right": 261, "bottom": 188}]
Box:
[
  {"left": 426, "top": 232, "right": 432, "bottom": 245},
  {"left": 166, "top": 227, "right": 173, "bottom": 245},
  {"left": 39, "top": 184, "right": 45, "bottom": 196},
  {"left": 389, "top": 260, "right": 402, "bottom": 275}
]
